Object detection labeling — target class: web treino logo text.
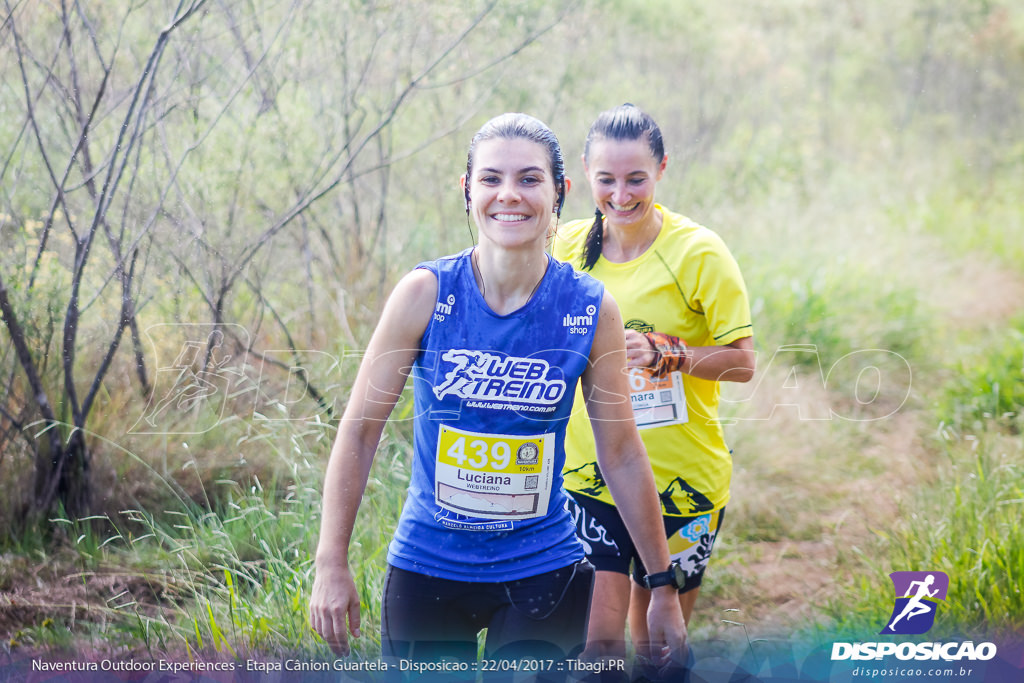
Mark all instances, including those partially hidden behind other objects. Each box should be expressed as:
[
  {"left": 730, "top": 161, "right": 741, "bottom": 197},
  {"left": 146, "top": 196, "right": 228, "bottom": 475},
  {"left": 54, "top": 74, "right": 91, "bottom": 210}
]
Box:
[{"left": 433, "top": 349, "right": 565, "bottom": 405}]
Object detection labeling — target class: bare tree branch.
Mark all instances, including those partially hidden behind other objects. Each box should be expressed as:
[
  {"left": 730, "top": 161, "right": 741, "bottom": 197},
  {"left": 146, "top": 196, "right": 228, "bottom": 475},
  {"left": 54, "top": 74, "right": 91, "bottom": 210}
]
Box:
[
  {"left": 62, "top": 0, "right": 212, "bottom": 428},
  {"left": 418, "top": 0, "right": 581, "bottom": 90},
  {"left": 0, "top": 269, "right": 63, "bottom": 508},
  {"left": 80, "top": 247, "right": 140, "bottom": 419},
  {"left": 241, "top": 273, "right": 333, "bottom": 417},
  {"left": 0, "top": 398, "right": 25, "bottom": 432},
  {"left": 220, "top": 1, "right": 505, "bottom": 297}
]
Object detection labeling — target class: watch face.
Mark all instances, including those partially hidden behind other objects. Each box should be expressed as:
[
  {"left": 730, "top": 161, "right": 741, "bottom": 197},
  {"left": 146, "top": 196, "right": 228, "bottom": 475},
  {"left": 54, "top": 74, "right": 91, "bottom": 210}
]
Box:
[
  {"left": 671, "top": 562, "right": 685, "bottom": 588},
  {"left": 644, "top": 560, "right": 686, "bottom": 590}
]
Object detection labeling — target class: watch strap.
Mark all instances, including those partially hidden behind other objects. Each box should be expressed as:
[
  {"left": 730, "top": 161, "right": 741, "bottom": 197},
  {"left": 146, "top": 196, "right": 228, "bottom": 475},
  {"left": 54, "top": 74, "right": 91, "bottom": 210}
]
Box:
[
  {"left": 643, "top": 569, "right": 676, "bottom": 589},
  {"left": 643, "top": 559, "right": 684, "bottom": 590}
]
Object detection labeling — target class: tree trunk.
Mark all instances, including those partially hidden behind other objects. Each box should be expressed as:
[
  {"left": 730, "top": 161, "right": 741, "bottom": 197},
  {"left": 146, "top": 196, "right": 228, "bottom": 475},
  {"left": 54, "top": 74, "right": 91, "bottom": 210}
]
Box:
[{"left": 32, "top": 428, "right": 92, "bottom": 519}]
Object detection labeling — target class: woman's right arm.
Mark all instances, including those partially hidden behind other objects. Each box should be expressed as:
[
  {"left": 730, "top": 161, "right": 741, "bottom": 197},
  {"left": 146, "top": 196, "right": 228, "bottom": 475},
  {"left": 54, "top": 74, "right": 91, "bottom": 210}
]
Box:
[
  {"left": 309, "top": 268, "right": 437, "bottom": 656},
  {"left": 580, "top": 291, "right": 687, "bottom": 664}
]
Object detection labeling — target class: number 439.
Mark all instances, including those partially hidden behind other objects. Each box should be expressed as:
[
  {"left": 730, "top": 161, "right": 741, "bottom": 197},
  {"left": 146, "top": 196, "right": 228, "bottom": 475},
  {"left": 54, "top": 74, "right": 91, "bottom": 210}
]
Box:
[{"left": 447, "top": 436, "right": 511, "bottom": 470}]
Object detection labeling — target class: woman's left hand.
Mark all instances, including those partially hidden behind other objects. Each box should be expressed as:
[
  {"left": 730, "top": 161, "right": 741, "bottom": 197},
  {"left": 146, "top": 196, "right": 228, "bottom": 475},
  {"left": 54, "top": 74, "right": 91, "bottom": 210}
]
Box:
[{"left": 644, "top": 586, "right": 688, "bottom": 669}]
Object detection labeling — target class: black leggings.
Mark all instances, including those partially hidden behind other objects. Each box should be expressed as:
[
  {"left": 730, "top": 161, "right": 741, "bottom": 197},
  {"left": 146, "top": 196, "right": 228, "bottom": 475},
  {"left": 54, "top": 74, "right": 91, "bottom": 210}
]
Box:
[{"left": 381, "top": 561, "right": 594, "bottom": 679}]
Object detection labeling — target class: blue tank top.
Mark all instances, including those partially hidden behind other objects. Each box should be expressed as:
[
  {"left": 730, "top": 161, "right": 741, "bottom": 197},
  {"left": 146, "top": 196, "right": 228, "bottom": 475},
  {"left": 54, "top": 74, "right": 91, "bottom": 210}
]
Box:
[{"left": 387, "top": 248, "right": 605, "bottom": 581}]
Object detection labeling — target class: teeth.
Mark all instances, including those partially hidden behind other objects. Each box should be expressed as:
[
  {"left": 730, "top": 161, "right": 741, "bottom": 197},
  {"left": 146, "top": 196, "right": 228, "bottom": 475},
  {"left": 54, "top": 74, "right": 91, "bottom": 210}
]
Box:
[
  {"left": 493, "top": 213, "right": 527, "bottom": 222},
  {"left": 611, "top": 202, "right": 640, "bottom": 212}
]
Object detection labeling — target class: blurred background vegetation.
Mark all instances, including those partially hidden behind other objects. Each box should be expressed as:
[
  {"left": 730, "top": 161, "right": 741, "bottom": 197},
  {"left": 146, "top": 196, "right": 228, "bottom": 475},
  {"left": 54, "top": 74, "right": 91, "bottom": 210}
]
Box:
[{"left": 1, "top": 0, "right": 1021, "bottom": 668}]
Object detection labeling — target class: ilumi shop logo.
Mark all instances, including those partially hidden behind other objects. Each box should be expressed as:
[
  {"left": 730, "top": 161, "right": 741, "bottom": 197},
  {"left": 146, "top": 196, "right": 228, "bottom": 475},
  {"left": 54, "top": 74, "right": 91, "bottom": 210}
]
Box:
[{"left": 881, "top": 571, "right": 949, "bottom": 635}]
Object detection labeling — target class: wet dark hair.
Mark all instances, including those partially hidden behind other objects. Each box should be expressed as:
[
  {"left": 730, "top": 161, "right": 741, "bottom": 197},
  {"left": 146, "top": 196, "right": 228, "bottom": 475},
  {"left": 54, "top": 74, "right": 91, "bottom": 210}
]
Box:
[
  {"left": 464, "top": 113, "right": 567, "bottom": 218},
  {"left": 580, "top": 104, "right": 665, "bottom": 270}
]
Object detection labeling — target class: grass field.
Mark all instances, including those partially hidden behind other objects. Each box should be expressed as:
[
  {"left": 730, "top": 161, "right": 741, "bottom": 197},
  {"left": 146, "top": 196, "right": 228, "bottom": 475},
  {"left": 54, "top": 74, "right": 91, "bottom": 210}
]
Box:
[
  {"left": 3, "top": 151, "right": 1021, "bottom": 671},
  {"left": 2, "top": 1, "right": 1022, "bottom": 677}
]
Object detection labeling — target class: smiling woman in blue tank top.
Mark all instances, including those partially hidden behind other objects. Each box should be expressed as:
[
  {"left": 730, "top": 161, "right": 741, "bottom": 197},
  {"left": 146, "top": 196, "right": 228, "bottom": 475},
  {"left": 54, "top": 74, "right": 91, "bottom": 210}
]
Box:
[{"left": 309, "top": 113, "right": 686, "bottom": 680}]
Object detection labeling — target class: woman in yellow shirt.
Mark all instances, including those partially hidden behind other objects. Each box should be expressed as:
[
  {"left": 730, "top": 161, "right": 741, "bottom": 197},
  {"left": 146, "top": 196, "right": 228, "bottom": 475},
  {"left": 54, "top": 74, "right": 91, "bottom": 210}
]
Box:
[{"left": 553, "top": 103, "right": 755, "bottom": 680}]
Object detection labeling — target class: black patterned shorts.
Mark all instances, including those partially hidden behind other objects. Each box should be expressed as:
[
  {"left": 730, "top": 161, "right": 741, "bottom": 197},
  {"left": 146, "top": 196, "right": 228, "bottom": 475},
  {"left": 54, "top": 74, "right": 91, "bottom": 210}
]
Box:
[{"left": 565, "top": 492, "right": 725, "bottom": 593}]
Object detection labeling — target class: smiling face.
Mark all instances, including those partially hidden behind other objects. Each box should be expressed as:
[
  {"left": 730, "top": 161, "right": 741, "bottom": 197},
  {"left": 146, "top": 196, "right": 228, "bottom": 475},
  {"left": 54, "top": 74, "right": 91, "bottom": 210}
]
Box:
[
  {"left": 584, "top": 137, "right": 666, "bottom": 234},
  {"left": 464, "top": 137, "right": 559, "bottom": 251}
]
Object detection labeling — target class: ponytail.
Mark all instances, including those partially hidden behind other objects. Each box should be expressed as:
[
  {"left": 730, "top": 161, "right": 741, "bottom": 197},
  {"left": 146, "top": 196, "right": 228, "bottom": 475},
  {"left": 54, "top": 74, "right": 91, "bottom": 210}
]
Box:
[{"left": 580, "top": 208, "right": 603, "bottom": 271}]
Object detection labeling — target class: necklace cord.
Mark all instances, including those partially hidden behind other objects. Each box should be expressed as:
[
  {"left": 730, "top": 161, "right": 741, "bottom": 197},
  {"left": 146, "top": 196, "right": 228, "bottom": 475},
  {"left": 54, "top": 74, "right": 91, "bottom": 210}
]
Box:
[{"left": 471, "top": 248, "right": 546, "bottom": 309}]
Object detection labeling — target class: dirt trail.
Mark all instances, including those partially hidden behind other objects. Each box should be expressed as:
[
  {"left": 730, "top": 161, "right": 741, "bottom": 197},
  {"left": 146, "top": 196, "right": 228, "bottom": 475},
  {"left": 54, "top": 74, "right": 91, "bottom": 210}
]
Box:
[{"left": 698, "top": 253, "right": 1024, "bottom": 643}]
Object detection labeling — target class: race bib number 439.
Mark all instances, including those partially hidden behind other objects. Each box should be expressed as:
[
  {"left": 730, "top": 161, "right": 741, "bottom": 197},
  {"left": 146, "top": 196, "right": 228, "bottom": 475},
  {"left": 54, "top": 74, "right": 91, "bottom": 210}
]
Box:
[{"left": 435, "top": 425, "right": 554, "bottom": 520}]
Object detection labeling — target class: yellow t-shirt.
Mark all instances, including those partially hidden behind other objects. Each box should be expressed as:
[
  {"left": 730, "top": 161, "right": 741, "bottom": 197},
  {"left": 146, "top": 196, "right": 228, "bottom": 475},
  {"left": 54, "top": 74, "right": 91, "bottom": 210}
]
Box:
[{"left": 552, "top": 205, "right": 752, "bottom": 516}]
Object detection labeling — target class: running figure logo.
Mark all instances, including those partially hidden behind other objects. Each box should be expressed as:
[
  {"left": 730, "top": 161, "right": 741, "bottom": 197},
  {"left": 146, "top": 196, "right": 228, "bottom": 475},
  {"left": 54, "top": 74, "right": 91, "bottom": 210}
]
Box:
[
  {"left": 880, "top": 571, "right": 949, "bottom": 635},
  {"left": 129, "top": 324, "right": 247, "bottom": 434}
]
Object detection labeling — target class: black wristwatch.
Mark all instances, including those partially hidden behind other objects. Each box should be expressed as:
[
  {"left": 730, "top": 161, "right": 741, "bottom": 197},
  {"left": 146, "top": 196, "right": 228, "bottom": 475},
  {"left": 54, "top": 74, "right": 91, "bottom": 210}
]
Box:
[{"left": 642, "top": 559, "right": 685, "bottom": 590}]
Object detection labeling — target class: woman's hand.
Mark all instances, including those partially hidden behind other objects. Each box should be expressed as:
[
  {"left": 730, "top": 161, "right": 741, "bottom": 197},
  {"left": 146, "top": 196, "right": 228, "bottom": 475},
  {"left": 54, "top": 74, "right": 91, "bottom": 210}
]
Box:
[
  {"left": 624, "top": 329, "right": 657, "bottom": 368},
  {"left": 643, "top": 586, "right": 689, "bottom": 672},
  {"left": 309, "top": 560, "right": 361, "bottom": 656}
]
